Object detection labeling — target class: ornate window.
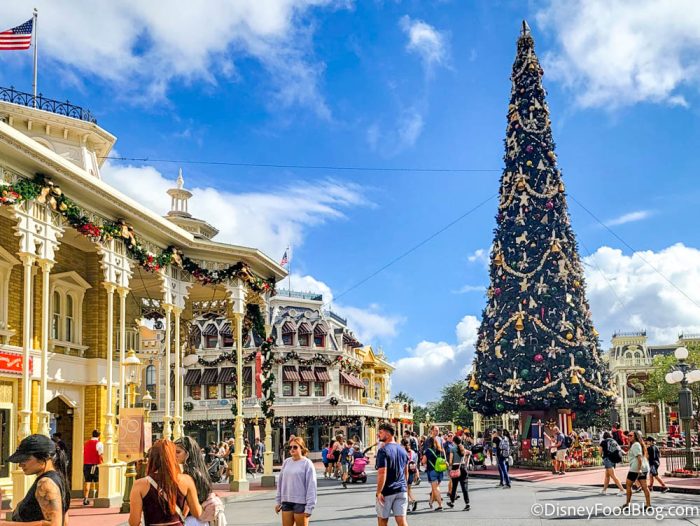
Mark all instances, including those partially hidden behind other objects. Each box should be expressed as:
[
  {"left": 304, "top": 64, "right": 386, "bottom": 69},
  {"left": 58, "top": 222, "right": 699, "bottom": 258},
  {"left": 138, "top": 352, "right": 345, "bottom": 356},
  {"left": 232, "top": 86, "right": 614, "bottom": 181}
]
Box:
[
  {"left": 313, "top": 383, "right": 325, "bottom": 397},
  {"left": 145, "top": 365, "right": 156, "bottom": 395},
  {"left": 49, "top": 272, "right": 91, "bottom": 355},
  {"left": 190, "top": 385, "right": 201, "bottom": 400},
  {"left": 298, "top": 334, "right": 310, "bottom": 347}
]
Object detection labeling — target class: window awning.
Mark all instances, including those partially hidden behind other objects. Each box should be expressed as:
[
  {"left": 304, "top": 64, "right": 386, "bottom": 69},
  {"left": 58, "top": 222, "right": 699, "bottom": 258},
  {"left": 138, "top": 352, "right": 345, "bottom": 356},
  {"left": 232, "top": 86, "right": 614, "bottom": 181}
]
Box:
[
  {"left": 299, "top": 366, "right": 315, "bottom": 382},
  {"left": 340, "top": 371, "right": 364, "bottom": 389},
  {"left": 201, "top": 368, "right": 219, "bottom": 385},
  {"left": 282, "top": 321, "right": 296, "bottom": 333},
  {"left": 243, "top": 366, "right": 253, "bottom": 382},
  {"left": 283, "top": 366, "right": 301, "bottom": 382},
  {"left": 217, "top": 367, "right": 235, "bottom": 384},
  {"left": 202, "top": 324, "right": 218, "bottom": 336},
  {"left": 298, "top": 322, "right": 312, "bottom": 335},
  {"left": 220, "top": 323, "right": 232, "bottom": 337},
  {"left": 314, "top": 367, "right": 331, "bottom": 382},
  {"left": 314, "top": 324, "right": 327, "bottom": 335},
  {"left": 184, "top": 369, "right": 202, "bottom": 386}
]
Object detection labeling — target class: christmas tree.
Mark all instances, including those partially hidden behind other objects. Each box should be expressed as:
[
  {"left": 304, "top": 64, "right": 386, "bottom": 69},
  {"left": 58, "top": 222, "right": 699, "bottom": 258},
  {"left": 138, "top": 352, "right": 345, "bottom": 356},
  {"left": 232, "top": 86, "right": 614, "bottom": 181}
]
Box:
[{"left": 465, "top": 22, "right": 615, "bottom": 416}]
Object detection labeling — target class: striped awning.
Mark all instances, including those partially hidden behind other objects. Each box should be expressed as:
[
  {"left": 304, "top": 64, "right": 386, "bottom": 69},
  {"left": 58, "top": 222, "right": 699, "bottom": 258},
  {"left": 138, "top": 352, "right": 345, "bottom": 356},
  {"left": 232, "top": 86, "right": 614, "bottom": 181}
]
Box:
[
  {"left": 283, "top": 366, "right": 301, "bottom": 382},
  {"left": 201, "top": 368, "right": 219, "bottom": 385},
  {"left": 217, "top": 367, "right": 235, "bottom": 384},
  {"left": 243, "top": 366, "right": 253, "bottom": 382},
  {"left": 340, "top": 371, "right": 364, "bottom": 389},
  {"left": 314, "top": 324, "right": 327, "bottom": 335},
  {"left": 282, "top": 321, "right": 296, "bottom": 333},
  {"left": 314, "top": 367, "right": 331, "bottom": 382},
  {"left": 220, "top": 323, "right": 232, "bottom": 337},
  {"left": 184, "top": 369, "right": 202, "bottom": 386},
  {"left": 299, "top": 366, "right": 315, "bottom": 382},
  {"left": 298, "top": 322, "right": 312, "bottom": 335},
  {"left": 202, "top": 324, "right": 218, "bottom": 336}
]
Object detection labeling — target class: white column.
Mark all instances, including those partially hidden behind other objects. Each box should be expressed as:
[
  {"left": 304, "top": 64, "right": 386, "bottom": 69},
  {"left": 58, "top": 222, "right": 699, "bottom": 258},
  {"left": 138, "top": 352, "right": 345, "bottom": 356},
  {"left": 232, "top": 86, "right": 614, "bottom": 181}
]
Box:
[
  {"left": 118, "top": 288, "right": 128, "bottom": 412},
  {"left": 173, "top": 307, "right": 183, "bottom": 439},
  {"left": 163, "top": 305, "right": 173, "bottom": 439},
  {"left": 18, "top": 253, "right": 34, "bottom": 440},
  {"left": 102, "top": 283, "right": 116, "bottom": 464},
  {"left": 38, "top": 260, "right": 53, "bottom": 436},
  {"left": 230, "top": 311, "right": 249, "bottom": 491}
]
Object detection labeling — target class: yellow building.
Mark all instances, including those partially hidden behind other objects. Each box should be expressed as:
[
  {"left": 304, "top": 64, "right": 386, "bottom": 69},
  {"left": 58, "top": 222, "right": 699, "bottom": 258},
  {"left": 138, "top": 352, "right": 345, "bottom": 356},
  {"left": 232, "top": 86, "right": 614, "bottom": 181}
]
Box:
[{"left": 0, "top": 87, "right": 285, "bottom": 503}]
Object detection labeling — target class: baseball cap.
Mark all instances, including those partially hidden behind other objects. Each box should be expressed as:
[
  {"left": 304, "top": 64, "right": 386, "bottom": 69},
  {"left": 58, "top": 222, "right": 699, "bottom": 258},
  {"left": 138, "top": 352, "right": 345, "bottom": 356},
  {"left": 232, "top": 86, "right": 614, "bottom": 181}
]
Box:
[{"left": 8, "top": 434, "right": 55, "bottom": 463}]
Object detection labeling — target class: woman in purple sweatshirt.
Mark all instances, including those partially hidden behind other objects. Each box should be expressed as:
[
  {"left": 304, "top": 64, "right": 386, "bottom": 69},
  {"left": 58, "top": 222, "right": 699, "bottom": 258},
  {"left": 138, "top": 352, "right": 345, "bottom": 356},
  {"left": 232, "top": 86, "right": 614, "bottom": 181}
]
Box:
[{"left": 275, "top": 436, "right": 318, "bottom": 525}]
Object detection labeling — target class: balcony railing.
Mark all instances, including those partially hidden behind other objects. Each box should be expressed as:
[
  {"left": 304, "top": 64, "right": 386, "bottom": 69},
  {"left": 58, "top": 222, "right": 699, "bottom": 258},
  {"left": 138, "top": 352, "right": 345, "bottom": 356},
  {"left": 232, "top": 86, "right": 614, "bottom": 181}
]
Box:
[
  {"left": 277, "top": 289, "right": 323, "bottom": 301},
  {"left": 0, "top": 86, "right": 97, "bottom": 124},
  {"left": 324, "top": 310, "right": 347, "bottom": 325}
]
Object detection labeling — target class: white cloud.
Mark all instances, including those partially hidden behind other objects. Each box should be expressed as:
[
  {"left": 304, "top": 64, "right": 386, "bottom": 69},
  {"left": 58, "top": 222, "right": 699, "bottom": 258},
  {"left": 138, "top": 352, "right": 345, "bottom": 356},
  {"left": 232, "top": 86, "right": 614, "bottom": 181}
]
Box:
[
  {"left": 603, "top": 210, "right": 654, "bottom": 227},
  {"left": 392, "top": 315, "right": 479, "bottom": 404},
  {"left": 467, "top": 248, "right": 489, "bottom": 267},
  {"left": 451, "top": 284, "right": 485, "bottom": 294},
  {"left": 583, "top": 243, "right": 700, "bottom": 345},
  {"left": 100, "top": 159, "right": 368, "bottom": 258},
  {"left": 279, "top": 273, "right": 403, "bottom": 343},
  {"left": 0, "top": 1, "right": 341, "bottom": 114},
  {"left": 399, "top": 15, "right": 449, "bottom": 73},
  {"left": 536, "top": 0, "right": 700, "bottom": 108},
  {"left": 366, "top": 107, "right": 425, "bottom": 155}
]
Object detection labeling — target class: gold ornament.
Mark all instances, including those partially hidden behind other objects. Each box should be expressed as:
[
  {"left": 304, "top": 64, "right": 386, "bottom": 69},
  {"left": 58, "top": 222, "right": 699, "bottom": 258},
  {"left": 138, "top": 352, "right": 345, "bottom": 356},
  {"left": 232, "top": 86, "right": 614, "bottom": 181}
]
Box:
[
  {"left": 469, "top": 375, "right": 480, "bottom": 390},
  {"left": 526, "top": 160, "right": 533, "bottom": 167},
  {"left": 592, "top": 328, "right": 599, "bottom": 337},
  {"left": 559, "top": 181, "right": 565, "bottom": 192},
  {"left": 551, "top": 240, "right": 561, "bottom": 253},
  {"left": 573, "top": 280, "right": 580, "bottom": 288},
  {"left": 495, "top": 345, "right": 503, "bottom": 359},
  {"left": 570, "top": 373, "right": 579, "bottom": 385},
  {"left": 559, "top": 383, "right": 568, "bottom": 397},
  {"left": 494, "top": 252, "right": 504, "bottom": 266},
  {"left": 516, "top": 177, "right": 526, "bottom": 190},
  {"left": 566, "top": 332, "right": 573, "bottom": 340},
  {"left": 515, "top": 316, "right": 525, "bottom": 332}
]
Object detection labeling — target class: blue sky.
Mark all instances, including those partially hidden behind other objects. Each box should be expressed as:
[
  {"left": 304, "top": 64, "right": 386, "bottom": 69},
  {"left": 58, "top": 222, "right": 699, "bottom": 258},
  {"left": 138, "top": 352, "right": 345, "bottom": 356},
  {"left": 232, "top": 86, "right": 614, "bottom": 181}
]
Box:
[{"left": 3, "top": 1, "right": 700, "bottom": 403}]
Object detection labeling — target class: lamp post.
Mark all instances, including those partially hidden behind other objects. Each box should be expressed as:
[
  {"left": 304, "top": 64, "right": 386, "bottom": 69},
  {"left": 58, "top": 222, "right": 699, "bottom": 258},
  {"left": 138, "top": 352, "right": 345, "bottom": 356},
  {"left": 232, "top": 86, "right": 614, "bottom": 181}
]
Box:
[
  {"left": 121, "top": 350, "right": 142, "bottom": 514},
  {"left": 664, "top": 347, "right": 700, "bottom": 472}
]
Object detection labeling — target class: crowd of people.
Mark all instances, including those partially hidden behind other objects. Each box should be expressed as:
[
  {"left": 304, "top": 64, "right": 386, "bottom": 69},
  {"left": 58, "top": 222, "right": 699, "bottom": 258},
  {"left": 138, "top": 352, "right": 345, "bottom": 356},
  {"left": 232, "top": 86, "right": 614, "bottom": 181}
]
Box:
[{"left": 2, "top": 420, "right": 686, "bottom": 526}]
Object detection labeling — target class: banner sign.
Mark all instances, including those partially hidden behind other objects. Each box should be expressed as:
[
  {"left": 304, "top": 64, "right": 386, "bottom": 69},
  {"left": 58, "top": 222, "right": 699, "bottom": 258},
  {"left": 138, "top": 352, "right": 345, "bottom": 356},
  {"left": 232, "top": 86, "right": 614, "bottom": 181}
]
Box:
[
  {"left": 118, "top": 408, "right": 151, "bottom": 462},
  {"left": 0, "top": 351, "right": 31, "bottom": 375}
]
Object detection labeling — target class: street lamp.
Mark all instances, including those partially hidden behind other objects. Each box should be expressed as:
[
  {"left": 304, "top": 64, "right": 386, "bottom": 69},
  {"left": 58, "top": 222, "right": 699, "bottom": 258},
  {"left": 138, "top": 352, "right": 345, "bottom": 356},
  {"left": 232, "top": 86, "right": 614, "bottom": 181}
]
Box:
[
  {"left": 664, "top": 347, "right": 699, "bottom": 472},
  {"left": 121, "top": 350, "right": 143, "bottom": 514}
]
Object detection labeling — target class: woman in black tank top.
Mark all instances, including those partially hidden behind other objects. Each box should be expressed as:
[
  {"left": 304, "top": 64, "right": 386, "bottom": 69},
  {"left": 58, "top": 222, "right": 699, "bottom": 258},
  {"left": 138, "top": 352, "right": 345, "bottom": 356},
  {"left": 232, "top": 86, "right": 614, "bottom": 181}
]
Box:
[{"left": 6, "top": 434, "right": 70, "bottom": 526}]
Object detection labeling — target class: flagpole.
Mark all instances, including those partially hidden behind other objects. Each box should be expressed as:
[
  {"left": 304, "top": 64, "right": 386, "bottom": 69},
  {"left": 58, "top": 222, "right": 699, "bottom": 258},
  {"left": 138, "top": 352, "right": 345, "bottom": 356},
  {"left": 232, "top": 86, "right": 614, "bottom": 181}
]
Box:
[
  {"left": 32, "top": 8, "right": 38, "bottom": 106},
  {"left": 288, "top": 244, "right": 292, "bottom": 296}
]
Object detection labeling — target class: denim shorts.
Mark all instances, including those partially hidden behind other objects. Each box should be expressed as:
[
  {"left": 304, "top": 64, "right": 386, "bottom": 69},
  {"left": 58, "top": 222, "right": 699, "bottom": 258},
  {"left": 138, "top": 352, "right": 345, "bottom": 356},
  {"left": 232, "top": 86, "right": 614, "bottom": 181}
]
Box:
[
  {"left": 603, "top": 458, "right": 615, "bottom": 469},
  {"left": 281, "top": 502, "right": 306, "bottom": 514},
  {"left": 427, "top": 469, "right": 444, "bottom": 483}
]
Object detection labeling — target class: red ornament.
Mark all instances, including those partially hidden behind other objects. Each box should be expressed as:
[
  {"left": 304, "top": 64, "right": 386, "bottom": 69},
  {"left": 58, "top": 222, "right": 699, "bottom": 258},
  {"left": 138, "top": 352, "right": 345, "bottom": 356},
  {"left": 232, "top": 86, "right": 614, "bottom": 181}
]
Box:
[
  {"left": 517, "top": 397, "right": 526, "bottom": 406},
  {"left": 546, "top": 200, "right": 554, "bottom": 210},
  {"left": 578, "top": 394, "right": 585, "bottom": 403},
  {"left": 534, "top": 353, "right": 544, "bottom": 363},
  {"left": 544, "top": 371, "right": 551, "bottom": 384},
  {"left": 494, "top": 287, "right": 502, "bottom": 296}
]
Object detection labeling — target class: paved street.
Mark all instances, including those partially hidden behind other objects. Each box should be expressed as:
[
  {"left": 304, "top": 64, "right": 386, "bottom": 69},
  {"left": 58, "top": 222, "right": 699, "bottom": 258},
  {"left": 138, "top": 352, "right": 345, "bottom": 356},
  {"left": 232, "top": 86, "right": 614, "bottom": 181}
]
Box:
[{"left": 226, "top": 469, "right": 700, "bottom": 525}]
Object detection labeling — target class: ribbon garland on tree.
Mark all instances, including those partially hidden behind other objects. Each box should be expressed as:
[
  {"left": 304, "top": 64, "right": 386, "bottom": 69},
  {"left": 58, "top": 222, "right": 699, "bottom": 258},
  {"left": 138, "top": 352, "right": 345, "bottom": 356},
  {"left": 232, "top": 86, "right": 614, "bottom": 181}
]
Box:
[{"left": 0, "top": 174, "right": 277, "bottom": 293}]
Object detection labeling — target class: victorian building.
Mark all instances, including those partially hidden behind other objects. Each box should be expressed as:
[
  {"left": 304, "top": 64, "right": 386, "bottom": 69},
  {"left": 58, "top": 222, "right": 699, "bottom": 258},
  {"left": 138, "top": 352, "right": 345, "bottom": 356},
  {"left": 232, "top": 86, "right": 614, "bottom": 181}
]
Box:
[
  {"left": 607, "top": 331, "right": 700, "bottom": 435},
  {"left": 0, "top": 87, "right": 285, "bottom": 502}
]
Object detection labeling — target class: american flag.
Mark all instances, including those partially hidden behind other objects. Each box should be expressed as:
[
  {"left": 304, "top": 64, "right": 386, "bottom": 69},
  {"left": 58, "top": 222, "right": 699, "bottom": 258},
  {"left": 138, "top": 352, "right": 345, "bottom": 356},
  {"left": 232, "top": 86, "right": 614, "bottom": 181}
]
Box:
[
  {"left": 280, "top": 249, "right": 289, "bottom": 267},
  {"left": 0, "top": 19, "right": 33, "bottom": 51}
]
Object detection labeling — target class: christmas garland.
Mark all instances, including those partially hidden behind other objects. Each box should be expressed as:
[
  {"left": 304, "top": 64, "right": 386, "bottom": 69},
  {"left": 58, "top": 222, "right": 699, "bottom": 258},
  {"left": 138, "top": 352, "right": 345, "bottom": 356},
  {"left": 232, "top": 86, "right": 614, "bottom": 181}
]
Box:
[{"left": 0, "top": 174, "right": 277, "bottom": 293}]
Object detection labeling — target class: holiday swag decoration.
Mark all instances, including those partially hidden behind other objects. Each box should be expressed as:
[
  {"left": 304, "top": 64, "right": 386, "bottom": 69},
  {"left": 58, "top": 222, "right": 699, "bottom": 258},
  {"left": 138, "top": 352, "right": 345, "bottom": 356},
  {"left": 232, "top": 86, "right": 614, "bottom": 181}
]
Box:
[
  {"left": 0, "top": 174, "right": 276, "bottom": 293},
  {"left": 465, "top": 22, "right": 614, "bottom": 416}
]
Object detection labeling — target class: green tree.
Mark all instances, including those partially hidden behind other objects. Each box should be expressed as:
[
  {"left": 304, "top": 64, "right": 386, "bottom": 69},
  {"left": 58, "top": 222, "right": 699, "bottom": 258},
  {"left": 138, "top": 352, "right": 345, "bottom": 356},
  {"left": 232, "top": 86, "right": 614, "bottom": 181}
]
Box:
[
  {"left": 643, "top": 344, "right": 700, "bottom": 427},
  {"left": 392, "top": 391, "right": 415, "bottom": 405},
  {"left": 432, "top": 381, "right": 473, "bottom": 428}
]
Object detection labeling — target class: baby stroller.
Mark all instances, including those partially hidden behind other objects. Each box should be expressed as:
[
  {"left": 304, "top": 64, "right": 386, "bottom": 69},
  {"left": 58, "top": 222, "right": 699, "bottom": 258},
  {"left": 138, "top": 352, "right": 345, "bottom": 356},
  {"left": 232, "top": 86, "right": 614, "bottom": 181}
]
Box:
[
  {"left": 207, "top": 457, "right": 227, "bottom": 483},
  {"left": 348, "top": 456, "right": 368, "bottom": 483},
  {"left": 469, "top": 444, "right": 487, "bottom": 470}
]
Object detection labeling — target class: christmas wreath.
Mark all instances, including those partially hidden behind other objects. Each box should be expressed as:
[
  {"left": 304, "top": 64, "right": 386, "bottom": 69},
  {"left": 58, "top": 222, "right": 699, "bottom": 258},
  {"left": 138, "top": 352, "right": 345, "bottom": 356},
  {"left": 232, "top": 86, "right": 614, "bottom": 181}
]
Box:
[
  {"left": 329, "top": 396, "right": 339, "bottom": 406},
  {"left": 184, "top": 402, "right": 194, "bottom": 412}
]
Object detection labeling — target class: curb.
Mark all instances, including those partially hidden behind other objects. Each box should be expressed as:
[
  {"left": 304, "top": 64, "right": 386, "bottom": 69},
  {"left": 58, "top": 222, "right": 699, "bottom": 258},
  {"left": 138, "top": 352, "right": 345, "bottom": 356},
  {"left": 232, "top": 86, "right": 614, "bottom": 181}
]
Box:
[{"left": 469, "top": 472, "right": 700, "bottom": 495}]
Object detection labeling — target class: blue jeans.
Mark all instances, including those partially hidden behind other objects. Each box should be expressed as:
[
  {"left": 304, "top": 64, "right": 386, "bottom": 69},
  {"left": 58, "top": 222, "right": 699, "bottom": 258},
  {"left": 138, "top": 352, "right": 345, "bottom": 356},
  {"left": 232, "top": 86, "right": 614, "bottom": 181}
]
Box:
[{"left": 497, "top": 457, "right": 510, "bottom": 486}]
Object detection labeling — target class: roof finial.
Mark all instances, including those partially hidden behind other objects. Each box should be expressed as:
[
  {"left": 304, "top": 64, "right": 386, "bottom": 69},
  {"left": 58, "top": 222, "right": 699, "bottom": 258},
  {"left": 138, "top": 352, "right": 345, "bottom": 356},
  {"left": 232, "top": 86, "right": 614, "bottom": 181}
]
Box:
[
  {"left": 176, "top": 167, "right": 184, "bottom": 189},
  {"left": 521, "top": 20, "right": 531, "bottom": 36}
]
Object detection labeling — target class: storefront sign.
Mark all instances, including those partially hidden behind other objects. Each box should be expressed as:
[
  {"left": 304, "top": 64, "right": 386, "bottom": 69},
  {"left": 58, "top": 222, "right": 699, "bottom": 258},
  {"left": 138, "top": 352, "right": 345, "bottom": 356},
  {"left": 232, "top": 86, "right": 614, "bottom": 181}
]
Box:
[{"left": 0, "top": 351, "right": 30, "bottom": 375}]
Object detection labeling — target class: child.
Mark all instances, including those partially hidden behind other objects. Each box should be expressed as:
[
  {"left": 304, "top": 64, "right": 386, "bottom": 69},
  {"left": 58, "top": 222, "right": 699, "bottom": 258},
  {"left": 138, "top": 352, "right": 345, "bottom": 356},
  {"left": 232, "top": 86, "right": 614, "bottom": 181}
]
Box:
[
  {"left": 321, "top": 443, "right": 330, "bottom": 478},
  {"left": 645, "top": 436, "right": 669, "bottom": 493}
]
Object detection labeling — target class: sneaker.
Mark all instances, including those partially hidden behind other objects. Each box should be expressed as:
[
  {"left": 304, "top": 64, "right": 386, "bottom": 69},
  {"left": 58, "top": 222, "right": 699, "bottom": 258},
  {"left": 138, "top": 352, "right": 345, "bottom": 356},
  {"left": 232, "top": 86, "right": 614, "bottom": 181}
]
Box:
[
  {"left": 463, "top": 505, "right": 471, "bottom": 511},
  {"left": 455, "top": 495, "right": 461, "bottom": 501},
  {"left": 82, "top": 498, "right": 89, "bottom": 506},
  {"left": 558, "top": 471, "right": 565, "bottom": 475},
  {"left": 600, "top": 490, "right": 607, "bottom": 495},
  {"left": 342, "top": 482, "right": 347, "bottom": 489},
  {"left": 435, "top": 507, "right": 443, "bottom": 512},
  {"left": 428, "top": 501, "right": 433, "bottom": 510},
  {"left": 505, "top": 484, "right": 511, "bottom": 488},
  {"left": 447, "top": 501, "right": 455, "bottom": 508},
  {"left": 633, "top": 487, "right": 642, "bottom": 493},
  {"left": 661, "top": 487, "right": 670, "bottom": 493},
  {"left": 615, "top": 490, "right": 624, "bottom": 496},
  {"left": 412, "top": 501, "right": 418, "bottom": 512}
]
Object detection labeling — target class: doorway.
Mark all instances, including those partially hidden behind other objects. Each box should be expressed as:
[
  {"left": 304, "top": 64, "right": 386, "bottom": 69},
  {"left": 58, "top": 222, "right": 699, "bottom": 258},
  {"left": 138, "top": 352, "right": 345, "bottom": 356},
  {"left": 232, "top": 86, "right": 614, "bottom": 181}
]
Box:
[
  {"left": 47, "top": 397, "right": 74, "bottom": 490},
  {"left": 0, "top": 408, "right": 10, "bottom": 478}
]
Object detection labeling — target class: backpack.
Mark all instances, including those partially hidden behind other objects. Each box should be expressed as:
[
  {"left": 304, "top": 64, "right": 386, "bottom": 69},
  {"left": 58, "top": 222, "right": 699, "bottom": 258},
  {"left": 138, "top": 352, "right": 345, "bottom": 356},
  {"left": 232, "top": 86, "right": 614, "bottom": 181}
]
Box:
[
  {"left": 564, "top": 435, "right": 573, "bottom": 449},
  {"left": 648, "top": 445, "right": 660, "bottom": 466},
  {"left": 607, "top": 438, "right": 623, "bottom": 464},
  {"left": 498, "top": 437, "right": 510, "bottom": 458},
  {"left": 428, "top": 448, "right": 448, "bottom": 473}
]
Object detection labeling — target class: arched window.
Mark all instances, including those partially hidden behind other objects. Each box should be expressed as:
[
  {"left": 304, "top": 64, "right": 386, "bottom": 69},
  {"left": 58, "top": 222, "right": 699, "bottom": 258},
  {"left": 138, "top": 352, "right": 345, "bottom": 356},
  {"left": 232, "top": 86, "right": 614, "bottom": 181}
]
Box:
[
  {"left": 52, "top": 291, "right": 61, "bottom": 340},
  {"left": 145, "top": 365, "right": 156, "bottom": 395},
  {"left": 65, "top": 294, "right": 74, "bottom": 342}
]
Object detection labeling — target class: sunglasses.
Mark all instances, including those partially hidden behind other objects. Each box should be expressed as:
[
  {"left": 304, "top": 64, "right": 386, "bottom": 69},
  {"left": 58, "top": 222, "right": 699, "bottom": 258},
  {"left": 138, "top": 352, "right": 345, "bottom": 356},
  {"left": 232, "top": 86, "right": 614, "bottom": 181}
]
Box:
[{"left": 289, "top": 445, "right": 300, "bottom": 450}]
